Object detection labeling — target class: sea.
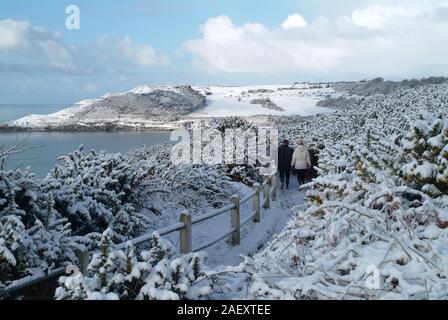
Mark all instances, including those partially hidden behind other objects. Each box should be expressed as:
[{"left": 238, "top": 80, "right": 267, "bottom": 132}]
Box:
[{"left": 0, "top": 104, "right": 172, "bottom": 179}]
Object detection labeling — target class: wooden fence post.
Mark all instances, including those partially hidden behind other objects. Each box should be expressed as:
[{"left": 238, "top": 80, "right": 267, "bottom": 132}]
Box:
[
  {"left": 75, "top": 249, "right": 90, "bottom": 276},
  {"left": 180, "top": 211, "right": 192, "bottom": 254},
  {"left": 253, "top": 183, "right": 261, "bottom": 223},
  {"left": 269, "top": 160, "right": 278, "bottom": 201},
  {"left": 231, "top": 195, "right": 241, "bottom": 245},
  {"left": 271, "top": 172, "right": 277, "bottom": 201},
  {"left": 263, "top": 175, "right": 270, "bottom": 209}
]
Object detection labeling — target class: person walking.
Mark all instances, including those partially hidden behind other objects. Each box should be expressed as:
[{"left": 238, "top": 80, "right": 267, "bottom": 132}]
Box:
[
  {"left": 277, "top": 139, "right": 294, "bottom": 190},
  {"left": 291, "top": 140, "right": 311, "bottom": 187},
  {"left": 307, "top": 148, "right": 319, "bottom": 180}
]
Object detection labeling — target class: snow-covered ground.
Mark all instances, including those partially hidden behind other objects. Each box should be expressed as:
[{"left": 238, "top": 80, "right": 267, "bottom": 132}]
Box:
[
  {"left": 191, "top": 84, "right": 335, "bottom": 118},
  {"left": 183, "top": 179, "right": 306, "bottom": 268}
]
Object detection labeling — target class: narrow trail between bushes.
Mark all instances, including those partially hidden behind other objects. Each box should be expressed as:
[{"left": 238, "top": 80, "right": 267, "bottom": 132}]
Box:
[{"left": 196, "top": 177, "right": 307, "bottom": 268}]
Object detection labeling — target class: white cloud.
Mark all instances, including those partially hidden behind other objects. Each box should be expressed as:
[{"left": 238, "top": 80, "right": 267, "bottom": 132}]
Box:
[
  {"left": 0, "top": 19, "right": 75, "bottom": 71},
  {"left": 185, "top": 4, "right": 448, "bottom": 78},
  {"left": 351, "top": 5, "right": 419, "bottom": 29},
  {"left": 281, "top": 13, "right": 308, "bottom": 30},
  {"left": 96, "top": 37, "right": 169, "bottom": 67},
  {"left": 0, "top": 19, "right": 169, "bottom": 75},
  {"left": 0, "top": 19, "right": 26, "bottom": 49},
  {"left": 185, "top": 15, "right": 337, "bottom": 74}
]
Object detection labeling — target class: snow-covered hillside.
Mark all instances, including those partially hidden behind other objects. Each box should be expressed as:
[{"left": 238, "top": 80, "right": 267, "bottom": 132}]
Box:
[
  {"left": 0, "top": 83, "right": 335, "bottom": 131},
  {"left": 190, "top": 84, "right": 335, "bottom": 118},
  {"left": 0, "top": 85, "right": 206, "bottom": 131}
]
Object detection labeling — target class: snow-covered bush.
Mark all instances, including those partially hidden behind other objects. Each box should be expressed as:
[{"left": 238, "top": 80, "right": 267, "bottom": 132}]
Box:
[
  {"left": 232, "top": 84, "right": 448, "bottom": 300},
  {"left": 42, "top": 146, "right": 152, "bottom": 241},
  {"left": 400, "top": 113, "right": 448, "bottom": 196},
  {"left": 128, "top": 144, "right": 240, "bottom": 213},
  {"left": 225, "top": 164, "right": 261, "bottom": 186},
  {"left": 0, "top": 167, "right": 42, "bottom": 227},
  {"left": 55, "top": 230, "right": 211, "bottom": 300},
  {"left": 0, "top": 167, "right": 80, "bottom": 287},
  {"left": 1, "top": 140, "right": 243, "bottom": 291},
  {"left": 212, "top": 116, "right": 255, "bottom": 133},
  {"left": 211, "top": 116, "right": 264, "bottom": 185}
]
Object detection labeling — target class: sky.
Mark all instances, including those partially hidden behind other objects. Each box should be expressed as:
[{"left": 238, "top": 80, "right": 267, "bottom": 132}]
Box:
[{"left": 1, "top": 0, "right": 448, "bottom": 103}]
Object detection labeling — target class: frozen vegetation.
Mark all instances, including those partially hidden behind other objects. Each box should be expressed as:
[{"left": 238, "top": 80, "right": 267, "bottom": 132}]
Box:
[
  {"left": 0, "top": 137, "right": 255, "bottom": 297},
  {"left": 332, "top": 77, "right": 448, "bottom": 96},
  {"left": 221, "top": 83, "right": 448, "bottom": 300},
  {"left": 250, "top": 98, "right": 285, "bottom": 112},
  {"left": 1, "top": 79, "right": 448, "bottom": 300}
]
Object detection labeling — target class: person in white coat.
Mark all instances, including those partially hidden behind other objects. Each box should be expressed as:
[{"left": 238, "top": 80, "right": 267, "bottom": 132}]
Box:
[{"left": 291, "top": 140, "right": 311, "bottom": 186}]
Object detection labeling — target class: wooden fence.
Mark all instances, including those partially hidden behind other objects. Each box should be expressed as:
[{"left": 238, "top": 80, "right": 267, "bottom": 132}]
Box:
[{"left": 0, "top": 165, "right": 278, "bottom": 298}]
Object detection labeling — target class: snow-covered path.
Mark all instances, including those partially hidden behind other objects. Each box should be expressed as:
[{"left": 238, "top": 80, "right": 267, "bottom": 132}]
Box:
[{"left": 195, "top": 178, "right": 306, "bottom": 268}]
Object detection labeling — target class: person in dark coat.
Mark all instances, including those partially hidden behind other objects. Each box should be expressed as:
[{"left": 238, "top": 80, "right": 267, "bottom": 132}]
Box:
[
  {"left": 277, "top": 139, "right": 294, "bottom": 190},
  {"left": 307, "top": 148, "right": 319, "bottom": 181}
]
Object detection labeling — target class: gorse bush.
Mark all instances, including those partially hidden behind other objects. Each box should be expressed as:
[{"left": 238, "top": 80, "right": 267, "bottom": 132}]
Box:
[
  {"left": 0, "top": 144, "right": 238, "bottom": 291},
  {"left": 0, "top": 167, "right": 80, "bottom": 287},
  {"left": 239, "top": 84, "right": 448, "bottom": 300},
  {"left": 400, "top": 114, "right": 448, "bottom": 196},
  {"left": 55, "top": 230, "right": 211, "bottom": 300},
  {"left": 43, "top": 146, "right": 152, "bottom": 241}
]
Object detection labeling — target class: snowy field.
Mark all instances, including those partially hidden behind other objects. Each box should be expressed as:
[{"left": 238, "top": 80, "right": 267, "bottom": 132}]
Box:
[{"left": 190, "top": 84, "right": 335, "bottom": 118}]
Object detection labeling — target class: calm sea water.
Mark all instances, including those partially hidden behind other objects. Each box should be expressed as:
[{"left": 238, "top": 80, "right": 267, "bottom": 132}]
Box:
[{"left": 0, "top": 105, "right": 171, "bottom": 179}]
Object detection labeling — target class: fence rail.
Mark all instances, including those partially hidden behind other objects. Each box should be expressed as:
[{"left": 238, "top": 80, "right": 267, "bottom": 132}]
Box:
[{"left": 0, "top": 164, "right": 278, "bottom": 299}]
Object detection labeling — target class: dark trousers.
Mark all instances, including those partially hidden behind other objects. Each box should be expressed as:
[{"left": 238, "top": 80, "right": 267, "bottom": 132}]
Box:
[
  {"left": 295, "top": 169, "right": 308, "bottom": 185},
  {"left": 279, "top": 170, "right": 291, "bottom": 188}
]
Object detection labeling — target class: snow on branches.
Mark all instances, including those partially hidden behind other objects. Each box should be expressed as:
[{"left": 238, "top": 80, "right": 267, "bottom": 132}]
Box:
[
  {"left": 237, "top": 83, "right": 448, "bottom": 300},
  {"left": 1, "top": 141, "right": 240, "bottom": 291},
  {"left": 0, "top": 167, "right": 80, "bottom": 287},
  {"left": 43, "top": 146, "right": 152, "bottom": 241},
  {"left": 55, "top": 230, "right": 211, "bottom": 300}
]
